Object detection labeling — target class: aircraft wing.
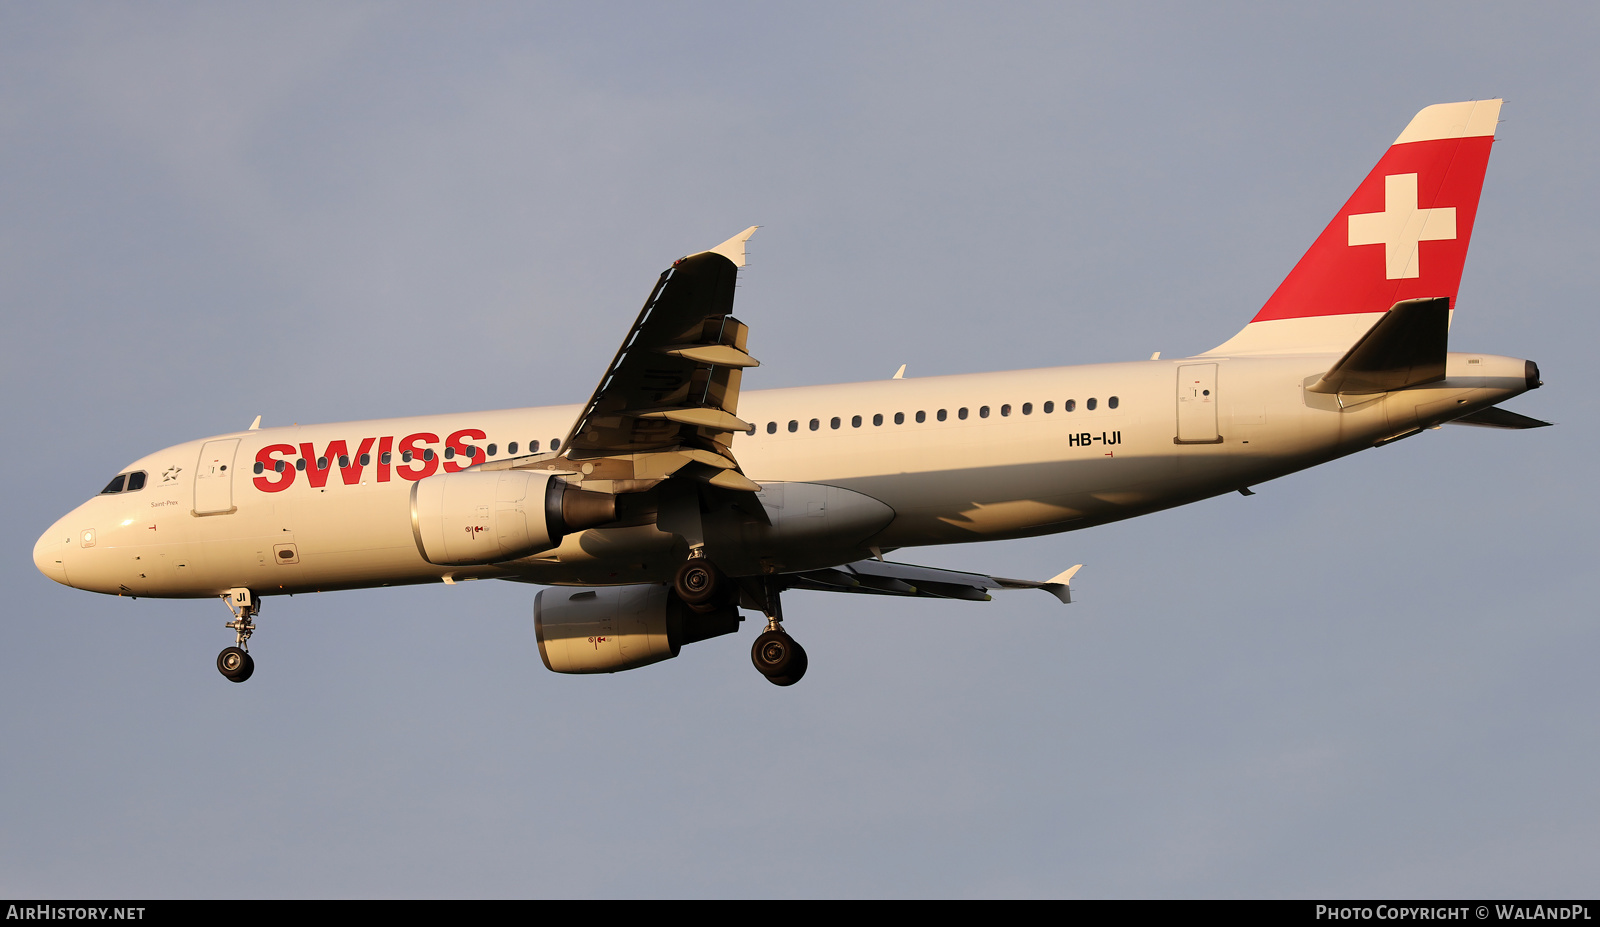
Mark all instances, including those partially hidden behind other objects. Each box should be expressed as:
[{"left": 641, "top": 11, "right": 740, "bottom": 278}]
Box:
[
  {"left": 501, "top": 228, "right": 764, "bottom": 494},
  {"left": 783, "top": 559, "right": 1083, "bottom": 605}
]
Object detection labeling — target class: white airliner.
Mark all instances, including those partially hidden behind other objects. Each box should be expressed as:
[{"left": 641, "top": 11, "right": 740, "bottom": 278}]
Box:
[{"left": 34, "top": 100, "right": 1546, "bottom": 686}]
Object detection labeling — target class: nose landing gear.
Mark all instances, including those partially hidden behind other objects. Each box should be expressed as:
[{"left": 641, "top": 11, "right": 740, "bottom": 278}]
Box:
[{"left": 218, "top": 588, "right": 258, "bottom": 683}]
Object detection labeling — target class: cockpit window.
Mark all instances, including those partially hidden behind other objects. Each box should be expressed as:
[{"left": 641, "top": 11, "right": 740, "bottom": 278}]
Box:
[{"left": 98, "top": 471, "right": 147, "bottom": 494}]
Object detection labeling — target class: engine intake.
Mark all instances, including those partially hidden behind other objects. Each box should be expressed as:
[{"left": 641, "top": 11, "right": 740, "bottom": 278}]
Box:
[
  {"left": 535, "top": 584, "right": 740, "bottom": 674},
  {"left": 410, "top": 470, "right": 615, "bottom": 566}
]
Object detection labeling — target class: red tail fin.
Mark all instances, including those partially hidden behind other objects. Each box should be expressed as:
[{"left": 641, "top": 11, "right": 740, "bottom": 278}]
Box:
[{"left": 1208, "top": 100, "right": 1500, "bottom": 355}]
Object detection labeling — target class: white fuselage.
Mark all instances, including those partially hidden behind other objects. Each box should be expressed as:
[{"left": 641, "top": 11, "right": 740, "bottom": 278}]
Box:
[{"left": 34, "top": 351, "right": 1532, "bottom": 599}]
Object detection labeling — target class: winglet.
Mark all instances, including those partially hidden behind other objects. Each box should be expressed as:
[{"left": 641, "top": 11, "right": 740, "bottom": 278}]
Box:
[
  {"left": 1040, "top": 564, "right": 1083, "bottom": 605},
  {"left": 248, "top": 415, "right": 262, "bottom": 431},
  {"left": 706, "top": 226, "right": 759, "bottom": 268}
]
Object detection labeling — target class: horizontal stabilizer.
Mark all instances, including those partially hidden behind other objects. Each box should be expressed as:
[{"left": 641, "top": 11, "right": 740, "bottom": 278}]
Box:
[
  {"left": 1448, "top": 405, "right": 1553, "bottom": 429},
  {"left": 1306, "top": 297, "right": 1448, "bottom": 395}
]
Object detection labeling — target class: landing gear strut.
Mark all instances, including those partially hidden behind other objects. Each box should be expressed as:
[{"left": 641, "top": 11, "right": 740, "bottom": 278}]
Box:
[
  {"left": 218, "top": 588, "right": 258, "bottom": 683},
  {"left": 749, "top": 577, "right": 807, "bottom": 686}
]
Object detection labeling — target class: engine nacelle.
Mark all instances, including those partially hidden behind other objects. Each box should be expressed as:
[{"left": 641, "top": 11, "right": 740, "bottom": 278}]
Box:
[
  {"left": 410, "top": 470, "right": 616, "bottom": 566},
  {"left": 535, "top": 584, "right": 740, "bottom": 674}
]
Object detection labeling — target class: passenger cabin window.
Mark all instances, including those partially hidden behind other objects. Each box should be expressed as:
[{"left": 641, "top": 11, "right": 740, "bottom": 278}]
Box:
[
  {"left": 959, "top": 408, "right": 969, "bottom": 420},
  {"left": 767, "top": 422, "right": 777, "bottom": 434},
  {"left": 830, "top": 417, "right": 841, "bottom": 429},
  {"left": 894, "top": 412, "right": 904, "bottom": 425},
  {"left": 1065, "top": 399, "right": 1076, "bottom": 412},
  {"left": 508, "top": 442, "right": 518, "bottom": 455},
  {"left": 873, "top": 414, "right": 883, "bottom": 426},
  {"left": 1044, "top": 401, "right": 1054, "bottom": 413},
  {"left": 852, "top": 415, "right": 862, "bottom": 428},
  {"left": 979, "top": 406, "right": 990, "bottom": 418},
  {"left": 1087, "top": 398, "right": 1098, "bottom": 411},
  {"left": 1109, "top": 396, "right": 1119, "bottom": 409},
  {"left": 1001, "top": 404, "right": 1011, "bottom": 417},
  {"left": 788, "top": 420, "right": 798, "bottom": 433},
  {"left": 1022, "top": 403, "right": 1032, "bottom": 415},
  {"left": 937, "top": 409, "right": 947, "bottom": 421},
  {"left": 551, "top": 438, "right": 560, "bottom": 451},
  {"left": 486, "top": 444, "right": 497, "bottom": 456},
  {"left": 529, "top": 440, "right": 540, "bottom": 453}
]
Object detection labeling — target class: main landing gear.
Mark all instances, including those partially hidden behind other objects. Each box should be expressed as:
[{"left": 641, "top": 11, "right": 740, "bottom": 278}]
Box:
[
  {"left": 749, "top": 576, "right": 807, "bottom": 687},
  {"left": 675, "top": 559, "right": 809, "bottom": 687},
  {"left": 673, "top": 558, "right": 729, "bottom": 613},
  {"left": 217, "top": 588, "right": 258, "bottom": 683},
  {"left": 751, "top": 625, "right": 807, "bottom": 687}
]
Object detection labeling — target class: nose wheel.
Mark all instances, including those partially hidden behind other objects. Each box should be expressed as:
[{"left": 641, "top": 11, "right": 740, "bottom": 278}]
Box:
[
  {"left": 218, "top": 588, "right": 260, "bottom": 683},
  {"left": 217, "top": 646, "right": 255, "bottom": 683}
]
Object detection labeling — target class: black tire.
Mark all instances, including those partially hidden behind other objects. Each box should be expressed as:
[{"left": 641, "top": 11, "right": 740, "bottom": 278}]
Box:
[
  {"left": 751, "top": 629, "right": 800, "bottom": 678},
  {"left": 764, "top": 642, "right": 808, "bottom": 687},
  {"left": 217, "top": 646, "right": 255, "bottom": 683},
  {"left": 674, "top": 560, "right": 725, "bottom": 608}
]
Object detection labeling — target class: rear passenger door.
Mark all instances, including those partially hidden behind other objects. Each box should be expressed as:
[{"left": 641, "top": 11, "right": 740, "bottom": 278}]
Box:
[{"left": 1175, "top": 364, "right": 1221, "bottom": 444}]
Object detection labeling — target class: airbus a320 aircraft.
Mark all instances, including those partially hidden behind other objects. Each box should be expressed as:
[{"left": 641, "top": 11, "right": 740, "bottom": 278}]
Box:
[{"left": 34, "top": 100, "right": 1547, "bottom": 687}]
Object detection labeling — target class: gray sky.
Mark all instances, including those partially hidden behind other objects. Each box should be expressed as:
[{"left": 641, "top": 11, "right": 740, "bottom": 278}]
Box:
[{"left": 3, "top": 2, "right": 1596, "bottom": 898}]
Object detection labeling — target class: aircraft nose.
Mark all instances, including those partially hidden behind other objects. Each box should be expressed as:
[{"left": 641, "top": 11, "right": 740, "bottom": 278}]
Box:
[{"left": 34, "top": 519, "right": 73, "bottom": 587}]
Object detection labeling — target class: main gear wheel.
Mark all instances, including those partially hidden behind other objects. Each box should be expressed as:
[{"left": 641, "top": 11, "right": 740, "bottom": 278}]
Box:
[{"left": 751, "top": 629, "right": 808, "bottom": 685}]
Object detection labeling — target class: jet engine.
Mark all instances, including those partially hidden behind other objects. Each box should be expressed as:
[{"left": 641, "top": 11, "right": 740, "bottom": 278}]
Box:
[
  {"left": 410, "top": 470, "right": 616, "bottom": 566},
  {"left": 535, "top": 584, "right": 740, "bottom": 674}
]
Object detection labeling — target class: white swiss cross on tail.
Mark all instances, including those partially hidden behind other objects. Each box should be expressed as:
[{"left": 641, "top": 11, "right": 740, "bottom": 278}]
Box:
[{"left": 1347, "top": 172, "right": 1457, "bottom": 280}]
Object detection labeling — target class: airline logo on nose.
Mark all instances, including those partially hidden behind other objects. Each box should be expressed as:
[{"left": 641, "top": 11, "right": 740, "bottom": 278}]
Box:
[{"left": 1348, "top": 173, "right": 1457, "bottom": 280}]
